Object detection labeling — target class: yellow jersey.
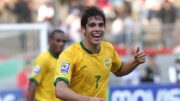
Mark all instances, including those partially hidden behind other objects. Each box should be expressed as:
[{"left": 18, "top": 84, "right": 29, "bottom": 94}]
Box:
[
  {"left": 54, "top": 41, "right": 122, "bottom": 99},
  {"left": 30, "top": 50, "right": 61, "bottom": 101}
]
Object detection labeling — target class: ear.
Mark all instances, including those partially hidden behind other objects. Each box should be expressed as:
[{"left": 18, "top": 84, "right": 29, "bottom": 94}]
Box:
[{"left": 81, "top": 26, "right": 85, "bottom": 35}]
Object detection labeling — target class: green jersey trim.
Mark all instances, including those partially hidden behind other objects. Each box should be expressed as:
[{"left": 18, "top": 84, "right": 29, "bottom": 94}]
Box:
[
  {"left": 48, "top": 49, "right": 59, "bottom": 59},
  {"left": 29, "top": 78, "right": 38, "bottom": 84},
  {"left": 80, "top": 41, "right": 93, "bottom": 54},
  {"left": 114, "top": 62, "right": 123, "bottom": 73},
  {"left": 54, "top": 77, "right": 69, "bottom": 86}
]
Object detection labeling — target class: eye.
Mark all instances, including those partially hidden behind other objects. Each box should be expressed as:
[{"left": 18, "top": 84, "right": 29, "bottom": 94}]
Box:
[
  {"left": 88, "top": 23, "right": 96, "bottom": 27},
  {"left": 99, "top": 23, "right": 104, "bottom": 27},
  {"left": 56, "top": 39, "right": 67, "bottom": 43}
]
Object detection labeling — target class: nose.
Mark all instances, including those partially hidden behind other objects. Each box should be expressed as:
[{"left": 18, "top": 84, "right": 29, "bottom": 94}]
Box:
[
  {"left": 95, "top": 25, "right": 101, "bottom": 31},
  {"left": 58, "top": 40, "right": 65, "bottom": 46}
]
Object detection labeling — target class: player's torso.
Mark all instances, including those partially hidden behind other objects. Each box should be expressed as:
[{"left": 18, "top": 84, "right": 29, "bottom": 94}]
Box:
[
  {"left": 35, "top": 51, "right": 59, "bottom": 101},
  {"left": 69, "top": 42, "right": 113, "bottom": 97}
]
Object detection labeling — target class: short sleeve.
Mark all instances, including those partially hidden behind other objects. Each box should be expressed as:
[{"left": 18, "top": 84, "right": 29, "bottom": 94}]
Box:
[
  {"left": 54, "top": 50, "right": 75, "bottom": 85},
  {"left": 111, "top": 47, "right": 122, "bottom": 72},
  {"left": 30, "top": 54, "right": 48, "bottom": 84}
]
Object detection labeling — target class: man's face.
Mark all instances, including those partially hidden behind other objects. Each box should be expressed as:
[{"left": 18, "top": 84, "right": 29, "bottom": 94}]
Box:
[
  {"left": 82, "top": 16, "right": 105, "bottom": 45},
  {"left": 49, "top": 33, "right": 67, "bottom": 54}
]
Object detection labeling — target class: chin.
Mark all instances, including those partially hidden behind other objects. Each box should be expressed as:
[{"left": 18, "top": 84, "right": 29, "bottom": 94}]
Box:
[
  {"left": 92, "top": 41, "right": 101, "bottom": 45},
  {"left": 56, "top": 50, "right": 62, "bottom": 54}
]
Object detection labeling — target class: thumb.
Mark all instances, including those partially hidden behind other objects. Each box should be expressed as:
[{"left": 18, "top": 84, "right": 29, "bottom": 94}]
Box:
[{"left": 136, "top": 47, "right": 140, "bottom": 53}]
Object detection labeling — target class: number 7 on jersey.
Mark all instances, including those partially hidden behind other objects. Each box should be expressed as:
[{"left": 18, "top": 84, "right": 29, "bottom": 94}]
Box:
[{"left": 95, "top": 75, "right": 101, "bottom": 89}]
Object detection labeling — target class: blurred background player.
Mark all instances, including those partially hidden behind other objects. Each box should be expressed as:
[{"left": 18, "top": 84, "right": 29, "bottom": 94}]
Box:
[
  {"left": 169, "top": 56, "right": 180, "bottom": 84},
  {"left": 27, "top": 29, "right": 67, "bottom": 101},
  {"left": 17, "top": 60, "right": 32, "bottom": 98},
  {"left": 54, "top": 6, "right": 146, "bottom": 101}
]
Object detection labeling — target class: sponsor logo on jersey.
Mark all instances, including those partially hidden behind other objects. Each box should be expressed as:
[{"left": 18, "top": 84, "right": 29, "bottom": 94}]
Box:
[
  {"left": 105, "top": 59, "right": 110, "bottom": 67},
  {"left": 32, "top": 66, "right": 41, "bottom": 75},
  {"left": 61, "top": 62, "right": 70, "bottom": 74}
]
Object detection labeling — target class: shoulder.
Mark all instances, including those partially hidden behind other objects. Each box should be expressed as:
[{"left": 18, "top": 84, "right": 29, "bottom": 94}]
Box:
[
  {"left": 61, "top": 42, "right": 81, "bottom": 56},
  {"left": 35, "top": 51, "right": 49, "bottom": 60},
  {"left": 59, "top": 42, "right": 83, "bottom": 62}
]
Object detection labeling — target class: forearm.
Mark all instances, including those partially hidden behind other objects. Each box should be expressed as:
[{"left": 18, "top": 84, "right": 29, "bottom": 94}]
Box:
[
  {"left": 114, "top": 60, "right": 139, "bottom": 77},
  {"left": 55, "top": 81, "right": 90, "bottom": 101},
  {"left": 27, "top": 81, "right": 36, "bottom": 101}
]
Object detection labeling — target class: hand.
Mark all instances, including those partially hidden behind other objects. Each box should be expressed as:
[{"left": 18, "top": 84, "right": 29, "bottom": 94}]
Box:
[{"left": 133, "top": 47, "right": 146, "bottom": 64}]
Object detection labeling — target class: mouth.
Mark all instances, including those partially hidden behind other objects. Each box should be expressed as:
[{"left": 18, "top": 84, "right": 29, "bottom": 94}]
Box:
[
  {"left": 57, "top": 47, "right": 63, "bottom": 52},
  {"left": 92, "top": 32, "right": 102, "bottom": 38},
  {"left": 91, "top": 33, "right": 102, "bottom": 42},
  {"left": 92, "top": 34, "right": 100, "bottom": 38}
]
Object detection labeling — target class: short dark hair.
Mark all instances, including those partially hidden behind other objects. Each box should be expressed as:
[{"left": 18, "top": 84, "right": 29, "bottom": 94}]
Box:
[
  {"left": 81, "top": 6, "right": 106, "bottom": 28},
  {"left": 48, "top": 29, "right": 64, "bottom": 39}
]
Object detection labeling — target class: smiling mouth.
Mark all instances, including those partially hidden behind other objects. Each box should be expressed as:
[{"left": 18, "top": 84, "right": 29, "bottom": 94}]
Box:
[
  {"left": 57, "top": 48, "right": 63, "bottom": 51},
  {"left": 92, "top": 33, "right": 101, "bottom": 38},
  {"left": 92, "top": 35, "right": 101, "bottom": 38}
]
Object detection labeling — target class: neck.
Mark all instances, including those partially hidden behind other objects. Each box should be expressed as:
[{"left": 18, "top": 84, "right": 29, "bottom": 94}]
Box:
[
  {"left": 48, "top": 49, "right": 59, "bottom": 59},
  {"left": 83, "top": 40, "right": 100, "bottom": 54}
]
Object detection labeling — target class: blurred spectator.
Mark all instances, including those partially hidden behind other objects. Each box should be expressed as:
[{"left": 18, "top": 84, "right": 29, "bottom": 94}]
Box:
[
  {"left": 159, "top": 0, "right": 177, "bottom": 48},
  {"left": 13, "top": 0, "right": 32, "bottom": 23},
  {"left": 0, "top": 0, "right": 17, "bottom": 23},
  {"left": 123, "top": 1, "right": 134, "bottom": 48},
  {"left": 36, "top": 1, "right": 54, "bottom": 31},
  {"left": 123, "top": 0, "right": 132, "bottom": 17},
  {"left": 168, "top": 56, "right": 180, "bottom": 84},
  {"left": 123, "top": 15, "right": 134, "bottom": 48},
  {"left": 6, "top": 0, "right": 33, "bottom": 52},
  {"left": 146, "top": 0, "right": 161, "bottom": 22},
  {"left": 66, "top": 9, "right": 81, "bottom": 42},
  {"left": 141, "top": 54, "right": 161, "bottom": 83},
  {"left": 133, "top": 0, "right": 148, "bottom": 24},
  {"left": 37, "top": 1, "right": 54, "bottom": 22},
  {"left": 111, "top": 15, "right": 124, "bottom": 45},
  {"left": 17, "top": 60, "right": 32, "bottom": 97},
  {"left": 81, "top": 0, "right": 97, "bottom": 7},
  {"left": 69, "top": 0, "right": 82, "bottom": 13}
]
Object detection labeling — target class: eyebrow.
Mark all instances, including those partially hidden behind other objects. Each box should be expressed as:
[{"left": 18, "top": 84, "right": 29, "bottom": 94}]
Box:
[{"left": 88, "top": 22, "right": 104, "bottom": 25}]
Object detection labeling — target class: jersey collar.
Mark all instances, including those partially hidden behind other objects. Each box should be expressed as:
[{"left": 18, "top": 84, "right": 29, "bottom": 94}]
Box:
[
  {"left": 80, "top": 41, "right": 93, "bottom": 54},
  {"left": 80, "top": 41, "right": 101, "bottom": 55},
  {"left": 48, "top": 49, "right": 59, "bottom": 59}
]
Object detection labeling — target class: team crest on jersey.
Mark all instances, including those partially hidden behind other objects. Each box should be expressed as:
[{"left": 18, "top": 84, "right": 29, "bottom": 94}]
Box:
[
  {"left": 61, "top": 62, "right": 70, "bottom": 74},
  {"left": 32, "top": 66, "right": 41, "bottom": 75},
  {"left": 105, "top": 59, "right": 110, "bottom": 67}
]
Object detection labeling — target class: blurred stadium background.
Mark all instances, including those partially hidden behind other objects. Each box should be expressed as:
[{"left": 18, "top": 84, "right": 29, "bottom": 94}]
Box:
[{"left": 0, "top": 0, "right": 180, "bottom": 101}]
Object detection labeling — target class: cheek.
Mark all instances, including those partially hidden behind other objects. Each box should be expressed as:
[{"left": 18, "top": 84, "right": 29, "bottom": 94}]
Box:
[
  {"left": 101, "top": 27, "right": 105, "bottom": 32},
  {"left": 53, "top": 41, "right": 59, "bottom": 46}
]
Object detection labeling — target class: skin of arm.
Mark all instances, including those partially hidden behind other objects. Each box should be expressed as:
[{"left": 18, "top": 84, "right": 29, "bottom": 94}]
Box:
[
  {"left": 55, "top": 81, "right": 106, "bottom": 101},
  {"left": 27, "top": 81, "right": 37, "bottom": 101},
  {"left": 114, "top": 47, "right": 146, "bottom": 77}
]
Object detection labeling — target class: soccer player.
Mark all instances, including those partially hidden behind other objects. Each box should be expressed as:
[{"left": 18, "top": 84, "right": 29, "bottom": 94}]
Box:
[
  {"left": 27, "top": 29, "right": 67, "bottom": 101},
  {"left": 54, "top": 6, "right": 146, "bottom": 101}
]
